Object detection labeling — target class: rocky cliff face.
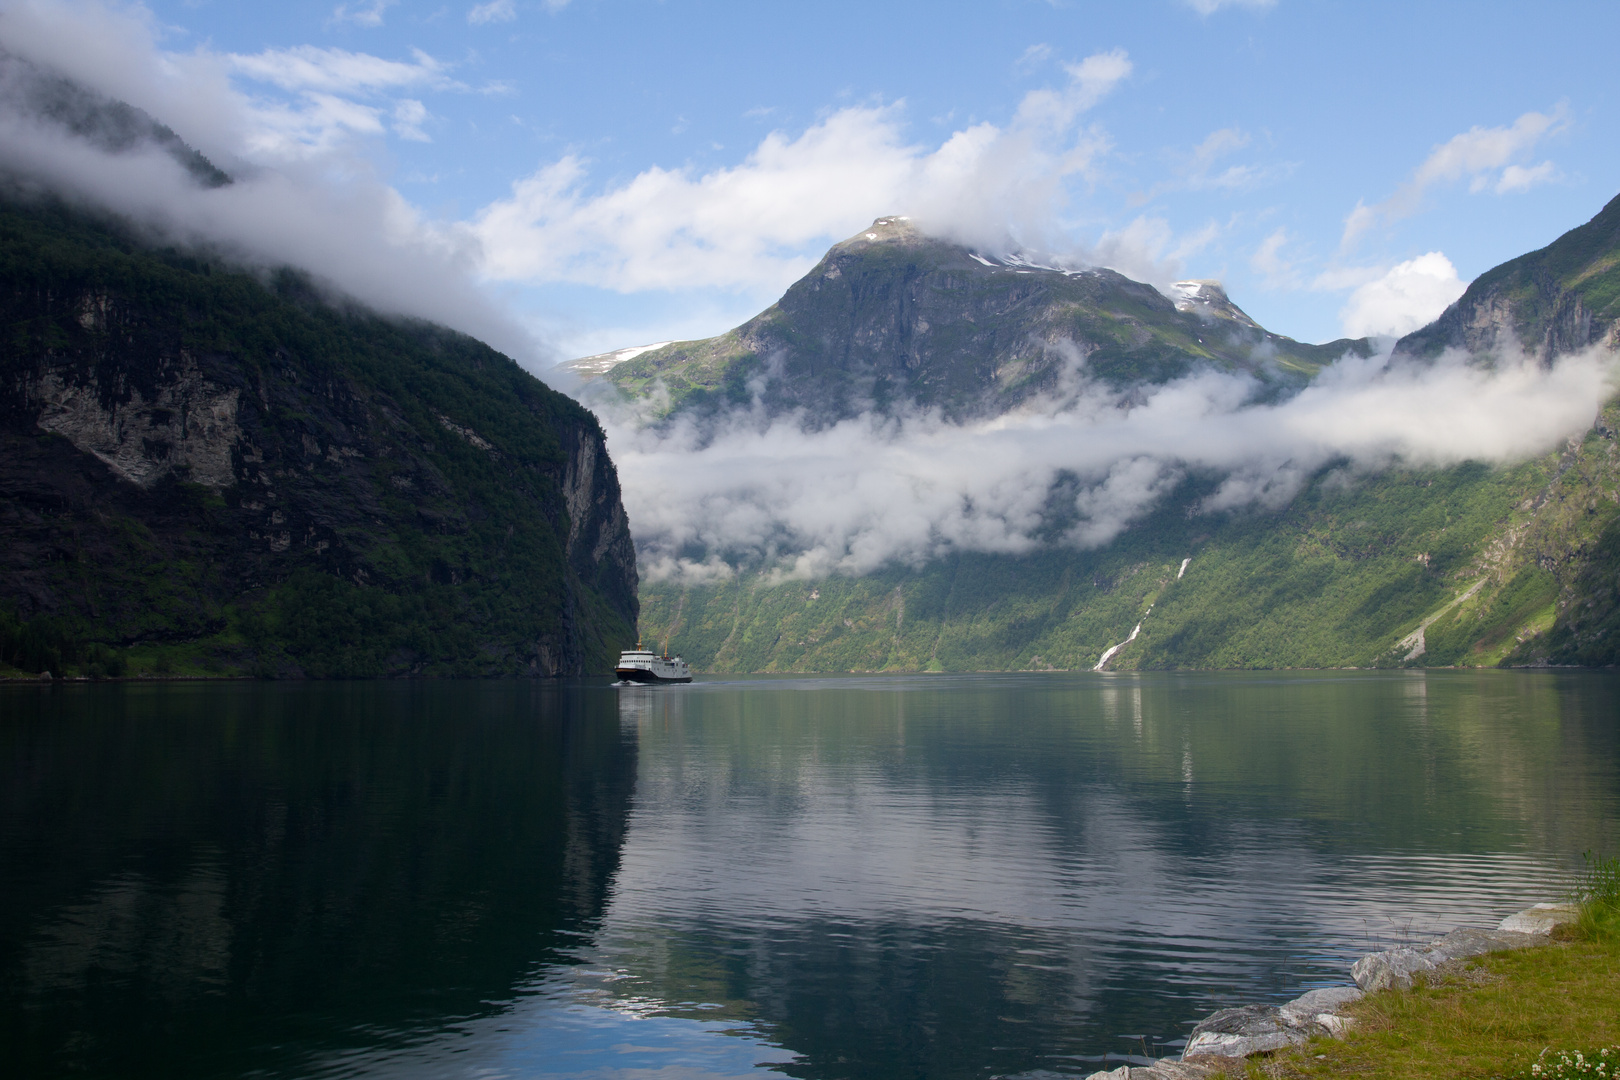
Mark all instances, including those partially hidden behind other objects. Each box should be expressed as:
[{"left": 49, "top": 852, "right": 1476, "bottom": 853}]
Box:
[
  {"left": 591, "top": 217, "right": 1369, "bottom": 426},
  {"left": 1395, "top": 192, "right": 1620, "bottom": 363},
  {"left": 0, "top": 200, "right": 637, "bottom": 677}
]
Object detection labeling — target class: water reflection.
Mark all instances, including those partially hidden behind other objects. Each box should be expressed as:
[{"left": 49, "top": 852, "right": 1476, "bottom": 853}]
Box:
[
  {"left": 0, "top": 681, "right": 637, "bottom": 1079},
  {"left": 1, "top": 671, "right": 1616, "bottom": 1080},
  {"left": 588, "top": 671, "right": 1619, "bottom": 1077}
]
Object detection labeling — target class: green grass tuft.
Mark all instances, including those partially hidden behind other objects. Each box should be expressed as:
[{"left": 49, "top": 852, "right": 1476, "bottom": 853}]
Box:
[{"left": 1574, "top": 852, "right": 1620, "bottom": 942}]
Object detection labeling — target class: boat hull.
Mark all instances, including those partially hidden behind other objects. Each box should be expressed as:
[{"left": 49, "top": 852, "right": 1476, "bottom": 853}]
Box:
[{"left": 615, "top": 667, "right": 692, "bottom": 684}]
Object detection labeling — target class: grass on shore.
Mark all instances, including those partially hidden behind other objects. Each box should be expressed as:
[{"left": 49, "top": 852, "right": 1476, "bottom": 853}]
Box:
[{"left": 1225, "top": 856, "right": 1620, "bottom": 1080}]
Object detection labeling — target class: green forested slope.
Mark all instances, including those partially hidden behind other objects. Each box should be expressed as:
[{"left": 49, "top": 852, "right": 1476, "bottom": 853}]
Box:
[{"left": 639, "top": 403, "right": 1618, "bottom": 671}]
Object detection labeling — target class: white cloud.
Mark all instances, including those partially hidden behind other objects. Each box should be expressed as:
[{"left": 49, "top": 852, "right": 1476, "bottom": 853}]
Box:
[
  {"left": 1496, "top": 161, "right": 1560, "bottom": 194},
  {"left": 474, "top": 50, "right": 1131, "bottom": 295},
  {"left": 1184, "top": 0, "right": 1276, "bottom": 14},
  {"left": 1083, "top": 214, "right": 1216, "bottom": 289},
  {"left": 467, "top": 0, "right": 517, "bottom": 24},
  {"left": 1338, "top": 252, "right": 1468, "bottom": 339},
  {"left": 1190, "top": 127, "right": 1250, "bottom": 173},
  {"left": 1413, "top": 111, "right": 1565, "bottom": 191},
  {"left": 228, "top": 46, "right": 456, "bottom": 96},
  {"left": 1250, "top": 227, "right": 1298, "bottom": 289},
  {"left": 329, "top": 0, "right": 396, "bottom": 28},
  {"left": 1012, "top": 48, "right": 1131, "bottom": 132},
  {"left": 473, "top": 106, "right": 924, "bottom": 292},
  {"left": 1339, "top": 201, "right": 1376, "bottom": 249},
  {"left": 392, "top": 98, "right": 430, "bottom": 141},
  {"left": 1130, "top": 126, "right": 1288, "bottom": 209},
  {"left": 211, "top": 46, "right": 462, "bottom": 155},
  {"left": 609, "top": 344, "right": 1613, "bottom": 583},
  {"left": 1014, "top": 43, "right": 1053, "bottom": 74},
  {"left": 1342, "top": 106, "right": 1569, "bottom": 247}
]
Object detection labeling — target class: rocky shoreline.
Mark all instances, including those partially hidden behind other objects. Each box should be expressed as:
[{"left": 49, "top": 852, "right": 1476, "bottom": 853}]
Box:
[{"left": 1084, "top": 902, "right": 1580, "bottom": 1079}]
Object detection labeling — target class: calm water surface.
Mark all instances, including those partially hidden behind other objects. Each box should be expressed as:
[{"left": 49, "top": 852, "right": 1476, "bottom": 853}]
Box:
[{"left": 2, "top": 671, "right": 1618, "bottom": 1079}]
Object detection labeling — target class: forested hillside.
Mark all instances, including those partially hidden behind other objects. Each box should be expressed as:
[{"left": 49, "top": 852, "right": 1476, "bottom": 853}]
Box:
[{"left": 0, "top": 199, "right": 638, "bottom": 678}]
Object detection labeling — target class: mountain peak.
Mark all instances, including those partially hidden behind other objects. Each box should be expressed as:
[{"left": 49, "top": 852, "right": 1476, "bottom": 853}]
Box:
[
  {"left": 1169, "top": 280, "right": 1261, "bottom": 331},
  {"left": 834, "top": 215, "right": 925, "bottom": 250},
  {"left": 592, "top": 218, "right": 1355, "bottom": 425}
]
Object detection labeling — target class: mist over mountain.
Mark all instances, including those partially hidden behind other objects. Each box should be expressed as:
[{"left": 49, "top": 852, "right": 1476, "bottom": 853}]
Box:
[
  {"left": 577, "top": 217, "right": 1614, "bottom": 588},
  {"left": 0, "top": 27, "right": 549, "bottom": 375},
  {"left": 0, "top": 48, "right": 230, "bottom": 189},
  {"left": 586, "top": 203, "right": 1620, "bottom": 670}
]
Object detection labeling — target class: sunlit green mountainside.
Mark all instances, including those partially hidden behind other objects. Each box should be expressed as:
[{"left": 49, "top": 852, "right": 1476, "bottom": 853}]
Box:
[
  {"left": 622, "top": 204, "right": 1620, "bottom": 671},
  {"left": 587, "top": 216, "right": 1372, "bottom": 424},
  {"left": 0, "top": 195, "right": 638, "bottom": 679}
]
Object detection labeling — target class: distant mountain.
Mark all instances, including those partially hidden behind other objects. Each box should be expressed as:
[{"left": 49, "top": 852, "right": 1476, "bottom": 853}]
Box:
[
  {"left": 577, "top": 216, "right": 1371, "bottom": 425},
  {"left": 566, "top": 340, "right": 673, "bottom": 379},
  {"left": 608, "top": 205, "right": 1620, "bottom": 671}
]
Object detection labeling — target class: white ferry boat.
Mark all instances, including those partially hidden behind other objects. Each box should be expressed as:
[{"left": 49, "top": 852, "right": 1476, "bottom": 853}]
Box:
[{"left": 614, "top": 640, "right": 692, "bottom": 683}]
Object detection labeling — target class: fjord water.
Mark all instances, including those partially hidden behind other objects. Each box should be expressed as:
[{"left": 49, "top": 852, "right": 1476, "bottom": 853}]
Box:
[{"left": 3, "top": 673, "right": 1618, "bottom": 1079}]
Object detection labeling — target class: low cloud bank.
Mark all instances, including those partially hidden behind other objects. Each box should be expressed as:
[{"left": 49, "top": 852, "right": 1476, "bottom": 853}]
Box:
[{"left": 609, "top": 346, "right": 1615, "bottom": 584}]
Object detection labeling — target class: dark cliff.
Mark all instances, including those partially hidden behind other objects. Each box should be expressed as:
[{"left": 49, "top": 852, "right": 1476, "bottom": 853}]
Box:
[{"left": 0, "top": 199, "right": 638, "bottom": 678}]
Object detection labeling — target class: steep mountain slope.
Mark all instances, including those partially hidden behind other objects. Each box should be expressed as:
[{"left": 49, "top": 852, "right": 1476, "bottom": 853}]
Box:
[
  {"left": 0, "top": 198, "right": 638, "bottom": 678},
  {"left": 626, "top": 201, "right": 1620, "bottom": 671},
  {"left": 591, "top": 216, "right": 1370, "bottom": 425},
  {"left": 1395, "top": 191, "right": 1620, "bottom": 362}
]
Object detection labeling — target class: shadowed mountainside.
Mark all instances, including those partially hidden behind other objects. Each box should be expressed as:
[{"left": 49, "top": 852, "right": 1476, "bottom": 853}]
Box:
[{"left": 0, "top": 198, "right": 638, "bottom": 677}]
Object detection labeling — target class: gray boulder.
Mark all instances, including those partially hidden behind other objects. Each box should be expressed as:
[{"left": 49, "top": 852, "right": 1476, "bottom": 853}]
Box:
[
  {"left": 1183, "top": 1004, "right": 1308, "bottom": 1059},
  {"left": 1499, "top": 903, "right": 1579, "bottom": 935},
  {"left": 1279, "top": 986, "right": 1363, "bottom": 1019},
  {"left": 1352, "top": 926, "right": 1549, "bottom": 991},
  {"left": 1428, "top": 926, "right": 1546, "bottom": 961},
  {"left": 1276, "top": 990, "right": 1367, "bottom": 1036},
  {"left": 1279, "top": 985, "right": 1363, "bottom": 1035},
  {"left": 1350, "top": 947, "right": 1435, "bottom": 992}
]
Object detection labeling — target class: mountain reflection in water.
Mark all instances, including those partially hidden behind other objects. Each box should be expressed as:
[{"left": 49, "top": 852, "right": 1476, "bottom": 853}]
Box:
[{"left": 2, "top": 671, "right": 1617, "bottom": 1079}]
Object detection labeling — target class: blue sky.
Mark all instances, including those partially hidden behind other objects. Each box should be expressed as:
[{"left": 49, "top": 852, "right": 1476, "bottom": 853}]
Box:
[{"left": 13, "top": 0, "right": 1620, "bottom": 359}]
